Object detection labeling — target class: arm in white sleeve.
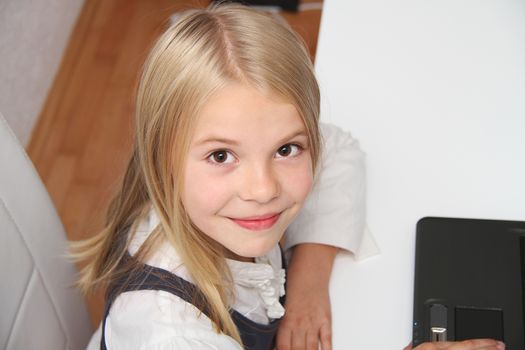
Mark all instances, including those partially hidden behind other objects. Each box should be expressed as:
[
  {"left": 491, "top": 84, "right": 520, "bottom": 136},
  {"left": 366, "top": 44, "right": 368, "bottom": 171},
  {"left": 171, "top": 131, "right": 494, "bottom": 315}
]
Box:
[
  {"left": 89, "top": 291, "right": 244, "bottom": 350},
  {"left": 86, "top": 324, "right": 240, "bottom": 350},
  {"left": 284, "top": 122, "right": 366, "bottom": 254}
]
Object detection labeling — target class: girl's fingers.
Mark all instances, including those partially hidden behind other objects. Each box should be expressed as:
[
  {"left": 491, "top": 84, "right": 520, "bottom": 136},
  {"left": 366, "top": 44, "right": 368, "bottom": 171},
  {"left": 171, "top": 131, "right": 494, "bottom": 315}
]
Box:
[
  {"left": 412, "top": 339, "right": 504, "bottom": 350},
  {"left": 276, "top": 327, "right": 292, "bottom": 350},
  {"left": 305, "top": 330, "right": 318, "bottom": 350},
  {"left": 445, "top": 339, "right": 504, "bottom": 350},
  {"left": 428, "top": 339, "right": 504, "bottom": 350},
  {"left": 319, "top": 322, "right": 332, "bottom": 350},
  {"left": 291, "top": 329, "right": 307, "bottom": 350}
]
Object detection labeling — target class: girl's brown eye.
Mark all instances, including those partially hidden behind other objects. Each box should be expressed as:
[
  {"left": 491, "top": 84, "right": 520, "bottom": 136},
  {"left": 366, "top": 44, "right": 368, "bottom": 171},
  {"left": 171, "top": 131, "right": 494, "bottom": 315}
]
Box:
[
  {"left": 278, "top": 145, "right": 292, "bottom": 157},
  {"left": 276, "top": 144, "right": 301, "bottom": 158},
  {"left": 213, "top": 151, "right": 227, "bottom": 163},
  {"left": 208, "top": 150, "right": 235, "bottom": 165}
]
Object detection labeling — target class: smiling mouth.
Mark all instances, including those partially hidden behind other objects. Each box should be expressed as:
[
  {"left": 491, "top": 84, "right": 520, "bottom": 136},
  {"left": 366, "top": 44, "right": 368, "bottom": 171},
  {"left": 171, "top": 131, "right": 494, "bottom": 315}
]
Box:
[{"left": 230, "top": 213, "right": 281, "bottom": 231}]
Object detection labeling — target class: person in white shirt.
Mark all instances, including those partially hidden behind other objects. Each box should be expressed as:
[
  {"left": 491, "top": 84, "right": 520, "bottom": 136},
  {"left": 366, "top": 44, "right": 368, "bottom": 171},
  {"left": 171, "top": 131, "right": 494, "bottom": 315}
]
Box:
[{"left": 73, "top": 4, "right": 504, "bottom": 350}]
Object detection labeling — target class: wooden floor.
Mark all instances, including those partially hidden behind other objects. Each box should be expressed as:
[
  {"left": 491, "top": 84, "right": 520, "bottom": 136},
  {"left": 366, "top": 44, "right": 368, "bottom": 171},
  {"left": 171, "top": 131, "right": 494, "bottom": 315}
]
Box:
[{"left": 27, "top": 0, "right": 324, "bottom": 327}]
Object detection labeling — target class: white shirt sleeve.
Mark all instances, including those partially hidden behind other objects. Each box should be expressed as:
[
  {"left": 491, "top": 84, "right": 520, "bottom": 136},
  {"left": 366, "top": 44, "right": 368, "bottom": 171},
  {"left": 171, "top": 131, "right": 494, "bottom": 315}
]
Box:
[
  {"left": 284, "top": 122, "right": 366, "bottom": 253},
  {"left": 88, "top": 326, "right": 236, "bottom": 350},
  {"left": 87, "top": 290, "right": 243, "bottom": 350}
]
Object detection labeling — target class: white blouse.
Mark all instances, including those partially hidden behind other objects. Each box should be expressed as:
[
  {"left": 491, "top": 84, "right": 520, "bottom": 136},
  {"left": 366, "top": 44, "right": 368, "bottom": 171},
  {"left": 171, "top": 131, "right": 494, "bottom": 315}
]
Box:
[{"left": 87, "top": 123, "right": 369, "bottom": 350}]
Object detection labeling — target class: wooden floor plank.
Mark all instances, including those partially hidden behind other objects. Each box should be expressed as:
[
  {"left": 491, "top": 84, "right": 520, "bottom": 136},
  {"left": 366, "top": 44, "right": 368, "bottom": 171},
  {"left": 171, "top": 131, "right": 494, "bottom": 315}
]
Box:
[
  {"left": 27, "top": 0, "right": 103, "bottom": 171},
  {"left": 45, "top": 155, "right": 77, "bottom": 213}
]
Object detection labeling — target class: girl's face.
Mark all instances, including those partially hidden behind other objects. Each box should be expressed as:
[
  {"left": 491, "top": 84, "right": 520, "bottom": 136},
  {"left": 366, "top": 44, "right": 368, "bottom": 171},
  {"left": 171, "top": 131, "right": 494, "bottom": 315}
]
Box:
[{"left": 181, "top": 82, "right": 314, "bottom": 261}]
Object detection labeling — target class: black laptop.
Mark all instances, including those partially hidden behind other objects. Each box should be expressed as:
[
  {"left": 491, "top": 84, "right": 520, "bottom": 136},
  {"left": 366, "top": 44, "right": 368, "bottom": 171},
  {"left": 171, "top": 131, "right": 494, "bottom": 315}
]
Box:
[{"left": 412, "top": 217, "right": 525, "bottom": 349}]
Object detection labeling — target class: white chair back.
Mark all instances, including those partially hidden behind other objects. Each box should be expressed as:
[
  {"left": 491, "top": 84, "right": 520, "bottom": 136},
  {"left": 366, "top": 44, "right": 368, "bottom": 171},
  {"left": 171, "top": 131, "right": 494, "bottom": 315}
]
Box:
[{"left": 0, "top": 112, "right": 92, "bottom": 349}]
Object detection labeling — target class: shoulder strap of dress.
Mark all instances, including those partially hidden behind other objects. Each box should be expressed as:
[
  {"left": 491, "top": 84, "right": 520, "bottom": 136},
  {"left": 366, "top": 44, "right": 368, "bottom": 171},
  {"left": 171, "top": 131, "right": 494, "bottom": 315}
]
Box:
[{"left": 99, "top": 253, "right": 211, "bottom": 349}]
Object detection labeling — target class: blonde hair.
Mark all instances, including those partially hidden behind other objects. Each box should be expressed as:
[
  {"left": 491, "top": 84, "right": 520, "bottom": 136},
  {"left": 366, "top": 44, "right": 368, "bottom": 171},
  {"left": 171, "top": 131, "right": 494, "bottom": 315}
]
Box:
[{"left": 71, "top": 3, "right": 321, "bottom": 345}]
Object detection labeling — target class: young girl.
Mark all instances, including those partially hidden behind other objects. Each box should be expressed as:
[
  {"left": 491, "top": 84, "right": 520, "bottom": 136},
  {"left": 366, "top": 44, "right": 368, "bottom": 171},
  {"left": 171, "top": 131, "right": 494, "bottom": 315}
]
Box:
[{"left": 74, "top": 4, "right": 504, "bottom": 350}]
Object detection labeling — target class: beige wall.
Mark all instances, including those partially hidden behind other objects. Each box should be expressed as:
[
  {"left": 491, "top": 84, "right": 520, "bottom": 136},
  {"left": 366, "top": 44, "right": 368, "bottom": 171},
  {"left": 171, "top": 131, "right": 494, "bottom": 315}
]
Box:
[{"left": 0, "top": 0, "right": 84, "bottom": 146}]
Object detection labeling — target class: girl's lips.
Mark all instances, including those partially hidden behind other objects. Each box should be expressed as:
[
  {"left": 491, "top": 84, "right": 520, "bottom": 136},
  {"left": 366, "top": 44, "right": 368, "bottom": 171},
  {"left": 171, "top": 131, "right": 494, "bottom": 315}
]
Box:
[{"left": 230, "top": 213, "right": 281, "bottom": 231}]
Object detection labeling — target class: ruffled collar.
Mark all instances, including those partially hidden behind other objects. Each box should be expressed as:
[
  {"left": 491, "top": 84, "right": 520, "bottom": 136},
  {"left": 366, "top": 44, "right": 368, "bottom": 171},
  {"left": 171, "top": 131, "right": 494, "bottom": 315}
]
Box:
[{"left": 227, "top": 254, "right": 286, "bottom": 320}]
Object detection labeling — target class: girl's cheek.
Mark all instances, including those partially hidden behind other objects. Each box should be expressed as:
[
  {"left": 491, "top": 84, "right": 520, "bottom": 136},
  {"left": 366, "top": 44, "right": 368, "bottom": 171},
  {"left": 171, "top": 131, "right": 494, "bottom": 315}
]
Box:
[
  {"left": 282, "top": 160, "right": 314, "bottom": 201},
  {"left": 295, "top": 172, "right": 314, "bottom": 201},
  {"left": 187, "top": 166, "right": 232, "bottom": 209}
]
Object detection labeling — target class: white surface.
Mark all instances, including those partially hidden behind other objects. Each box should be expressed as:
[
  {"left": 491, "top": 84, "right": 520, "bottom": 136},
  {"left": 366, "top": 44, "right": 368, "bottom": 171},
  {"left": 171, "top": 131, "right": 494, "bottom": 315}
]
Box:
[
  {"left": 0, "top": 112, "right": 92, "bottom": 349},
  {"left": 0, "top": 0, "right": 84, "bottom": 145},
  {"left": 316, "top": 0, "right": 525, "bottom": 348}
]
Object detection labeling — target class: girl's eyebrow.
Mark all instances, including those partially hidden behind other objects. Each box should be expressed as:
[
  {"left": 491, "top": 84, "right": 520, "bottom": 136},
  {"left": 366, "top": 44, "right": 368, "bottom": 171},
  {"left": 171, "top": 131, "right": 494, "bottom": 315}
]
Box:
[
  {"left": 195, "top": 137, "right": 240, "bottom": 147},
  {"left": 275, "top": 129, "right": 308, "bottom": 145},
  {"left": 195, "top": 129, "right": 307, "bottom": 148}
]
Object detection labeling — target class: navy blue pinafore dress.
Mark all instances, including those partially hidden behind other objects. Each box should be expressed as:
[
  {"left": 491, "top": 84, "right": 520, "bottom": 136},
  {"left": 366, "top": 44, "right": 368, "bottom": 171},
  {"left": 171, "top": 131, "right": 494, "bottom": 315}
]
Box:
[{"left": 100, "top": 251, "right": 286, "bottom": 350}]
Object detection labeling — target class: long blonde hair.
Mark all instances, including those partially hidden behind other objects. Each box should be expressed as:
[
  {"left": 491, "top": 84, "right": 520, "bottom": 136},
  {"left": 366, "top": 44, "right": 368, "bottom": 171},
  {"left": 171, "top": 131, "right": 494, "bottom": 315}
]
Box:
[{"left": 71, "top": 3, "right": 321, "bottom": 344}]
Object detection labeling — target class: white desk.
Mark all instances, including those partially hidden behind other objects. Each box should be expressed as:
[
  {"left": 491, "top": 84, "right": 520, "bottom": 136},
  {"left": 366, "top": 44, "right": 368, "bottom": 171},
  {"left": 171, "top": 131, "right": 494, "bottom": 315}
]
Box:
[{"left": 315, "top": 1, "right": 525, "bottom": 348}]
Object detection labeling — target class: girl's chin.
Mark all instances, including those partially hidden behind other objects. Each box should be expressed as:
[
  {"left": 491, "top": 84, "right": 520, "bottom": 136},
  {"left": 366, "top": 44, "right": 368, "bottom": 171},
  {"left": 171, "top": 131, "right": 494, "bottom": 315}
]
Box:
[
  {"left": 227, "top": 254, "right": 255, "bottom": 263},
  {"left": 225, "top": 241, "right": 281, "bottom": 262}
]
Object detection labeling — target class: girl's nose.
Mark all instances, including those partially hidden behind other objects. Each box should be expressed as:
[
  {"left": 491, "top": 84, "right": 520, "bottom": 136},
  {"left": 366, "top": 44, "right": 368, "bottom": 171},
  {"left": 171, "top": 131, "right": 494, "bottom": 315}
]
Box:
[{"left": 239, "top": 161, "right": 280, "bottom": 204}]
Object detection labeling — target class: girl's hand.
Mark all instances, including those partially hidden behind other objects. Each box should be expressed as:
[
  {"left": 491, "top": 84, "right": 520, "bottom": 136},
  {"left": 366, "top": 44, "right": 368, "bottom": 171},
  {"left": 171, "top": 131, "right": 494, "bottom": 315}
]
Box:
[
  {"left": 404, "top": 340, "right": 505, "bottom": 350},
  {"left": 276, "top": 279, "right": 332, "bottom": 350},
  {"left": 276, "top": 243, "right": 338, "bottom": 350}
]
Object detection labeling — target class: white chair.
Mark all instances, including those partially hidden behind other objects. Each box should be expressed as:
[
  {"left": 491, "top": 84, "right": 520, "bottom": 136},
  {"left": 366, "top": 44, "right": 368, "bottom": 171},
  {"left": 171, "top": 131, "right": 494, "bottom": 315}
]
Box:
[{"left": 0, "top": 112, "right": 92, "bottom": 349}]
